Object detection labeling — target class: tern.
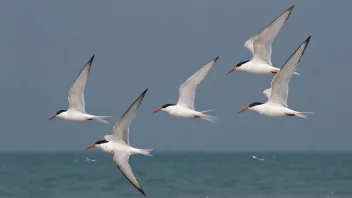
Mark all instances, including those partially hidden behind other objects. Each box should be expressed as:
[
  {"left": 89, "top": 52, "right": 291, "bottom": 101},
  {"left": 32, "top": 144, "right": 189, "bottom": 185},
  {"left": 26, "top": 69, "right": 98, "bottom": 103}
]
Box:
[
  {"left": 85, "top": 89, "right": 152, "bottom": 196},
  {"left": 152, "top": 57, "right": 218, "bottom": 122},
  {"left": 49, "top": 55, "right": 111, "bottom": 123},
  {"left": 238, "top": 36, "right": 313, "bottom": 118},
  {"left": 227, "top": 6, "right": 299, "bottom": 76}
]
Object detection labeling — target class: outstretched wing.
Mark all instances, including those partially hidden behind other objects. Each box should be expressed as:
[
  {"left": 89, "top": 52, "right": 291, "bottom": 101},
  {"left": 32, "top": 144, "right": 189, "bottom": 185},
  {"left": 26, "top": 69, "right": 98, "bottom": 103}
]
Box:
[
  {"left": 112, "top": 89, "right": 148, "bottom": 144},
  {"left": 269, "top": 36, "right": 311, "bottom": 106},
  {"left": 113, "top": 152, "right": 146, "bottom": 196},
  {"left": 252, "top": 6, "right": 294, "bottom": 65},
  {"left": 177, "top": 57, "right": 218, "bottom": 110},
  {"left": 68, "top": 55, "right": 95, "bottom": 112}
]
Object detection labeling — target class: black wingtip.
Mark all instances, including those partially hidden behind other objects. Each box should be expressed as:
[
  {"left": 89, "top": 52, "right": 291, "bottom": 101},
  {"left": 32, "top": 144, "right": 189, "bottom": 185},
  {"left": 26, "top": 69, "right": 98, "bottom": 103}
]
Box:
[
  {"left": 88, "top": 54, "right": 95, "bottom": 64},
  {"left": 306, "top": 35, "right": 312, "bottom": 42},
  {"left": 289, "top": 5, "right": 295, "bottom": 11},
  {"left": 140, "top": 188, "right": 146, "bottom": 196},
  {"left": 142, "top": 88, "right": 148, "bottom": 95},
  {"left": 214, "top": 56, "right": 219, "bottom": 62},
  {"left": 304, "top": 35, "right": 312, "bottom": 45}
]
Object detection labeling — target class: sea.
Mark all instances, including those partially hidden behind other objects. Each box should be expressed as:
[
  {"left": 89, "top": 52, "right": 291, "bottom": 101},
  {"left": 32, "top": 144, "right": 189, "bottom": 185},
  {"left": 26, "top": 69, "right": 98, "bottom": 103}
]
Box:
[{"left": 0, "top": 151, "right": 351, "bottom": 198}]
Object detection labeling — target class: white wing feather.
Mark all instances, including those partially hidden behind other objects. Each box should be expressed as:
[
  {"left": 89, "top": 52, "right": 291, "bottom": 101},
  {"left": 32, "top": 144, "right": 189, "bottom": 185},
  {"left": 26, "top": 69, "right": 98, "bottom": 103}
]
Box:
[
  {"left": 68, "top": 55, "right": 95, "bottom": 112},
  {"left": 252, "top": 6, "right": 294, "bottom": 65},
  {"left": 263, "top": 88, "right": 272, "bottom": 99},
  {"left": 244, "top": 35, "right": 259, "bottom": 55},
  {"left": 113, "top": 152, "right": 146, "bottom": 196},
  {"left": 269, "top": 36, "right": 311, "bottom": 106},
  {"left": 104, "top": 135, "right": 113, "bottom": 141},
  {"left": 177, "top": 57, "right": 218, "bottom": 110},
  {"left": 112, "top": 89, "right": 148, "bottom": 144}
]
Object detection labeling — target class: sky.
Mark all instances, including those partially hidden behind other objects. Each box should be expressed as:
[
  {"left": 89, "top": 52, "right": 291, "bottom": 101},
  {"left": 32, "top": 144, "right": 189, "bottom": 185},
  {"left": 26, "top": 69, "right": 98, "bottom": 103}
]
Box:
[{"left": 0, "top": 0, "right": 350, "bottom": 152}]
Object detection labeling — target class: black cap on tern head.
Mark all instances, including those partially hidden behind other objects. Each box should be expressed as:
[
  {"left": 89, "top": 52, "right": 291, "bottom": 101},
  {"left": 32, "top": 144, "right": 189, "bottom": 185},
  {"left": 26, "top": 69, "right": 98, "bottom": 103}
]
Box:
[
  {"left": 95, "top": 140, "right": 108, "bottom": 144},
  {"left": 249, "top": 102, "right": 263, "bottom": 107},
  {"left": 236, "top": 60, "right": 249, "bottom": 67},
  {"left": 56, "top": 110, "right": 67, "bottom": 115},
  {"left": 162, "top": 104, "right": 175, "bottom": 108}
]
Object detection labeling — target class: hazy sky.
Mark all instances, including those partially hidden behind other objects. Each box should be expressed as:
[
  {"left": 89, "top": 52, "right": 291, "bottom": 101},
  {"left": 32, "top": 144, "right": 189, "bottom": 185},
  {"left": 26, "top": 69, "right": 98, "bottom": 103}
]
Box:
[{"left": 0, "top": 0, "right": 350, "bottom": 151}]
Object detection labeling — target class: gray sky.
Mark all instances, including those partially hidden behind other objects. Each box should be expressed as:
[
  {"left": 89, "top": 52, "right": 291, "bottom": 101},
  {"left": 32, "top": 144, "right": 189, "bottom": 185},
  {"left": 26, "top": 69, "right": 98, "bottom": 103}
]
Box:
[{"left": 0, "top": 0, "right": 350, "bottom": 151}]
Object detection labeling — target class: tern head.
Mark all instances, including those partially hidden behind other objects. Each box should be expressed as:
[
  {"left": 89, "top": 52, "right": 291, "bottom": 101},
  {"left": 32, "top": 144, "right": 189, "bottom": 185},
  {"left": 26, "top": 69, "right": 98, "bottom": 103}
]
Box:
[
  {"left": 227, "top": 60, "right": 250, "bottom": 74},
  {"left": 238, "top": 102, "right": 264, "bottom": 113},
  {"left": 152, "top": 104, "right": 175, "bottom": 114},
  {"left": 85, "top": 140, "right": 109, "bottom": 150},
  {"left": 49, "top": 110, "right": 67, "bottom": 120}
]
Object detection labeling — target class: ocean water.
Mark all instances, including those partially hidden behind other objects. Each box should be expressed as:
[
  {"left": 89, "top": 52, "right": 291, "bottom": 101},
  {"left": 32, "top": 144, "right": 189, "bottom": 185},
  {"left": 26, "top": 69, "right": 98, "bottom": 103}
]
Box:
[{"left": 0, "top": 152, "right": 351, "bottom": 198}]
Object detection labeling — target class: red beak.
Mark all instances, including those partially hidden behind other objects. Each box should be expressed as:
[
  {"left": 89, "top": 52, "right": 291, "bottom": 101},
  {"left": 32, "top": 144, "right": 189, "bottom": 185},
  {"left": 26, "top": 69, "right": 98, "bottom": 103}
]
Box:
[
  {"left": 85, "top": 145, "right": 96, "bottom": 150},
  {"left": 238, "top": 107, "right": 249, "bottom": 113},
  {"left": 49, "top": 116, "right": 56, "bottom": 120},
  {"left": 152, "top": 108, "right": 161, "bottom": 114},
  {"left": 227, "top": 68, "right": 236, "bottom": 74}
]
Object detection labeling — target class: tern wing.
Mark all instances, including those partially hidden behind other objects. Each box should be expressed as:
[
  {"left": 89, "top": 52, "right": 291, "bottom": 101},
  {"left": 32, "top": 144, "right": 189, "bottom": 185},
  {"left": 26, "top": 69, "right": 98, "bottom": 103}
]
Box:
[
  {"left": 68, "top": 55, "right": 95, "bottom": 112},
  {"left": 253, "top": 6, "right": 294, "bottom": 65},
  {"left": 244, "top": 35, "right": 259, "bottom": 55},
  {"left": 104, "top": 135, "right": 113, "bottom": 141},
  {"left": 263, "top": 88, "right": 272, "bottom": 99},
  {"left": 177, "top": 57, "right": 218, "bottom": 110},
  {"left": 113, "top": 151, "right": 146, "bottom": 196},
  {"left": 269, "top": 36, "right": 311, "bottom": 106},
  {"left": 112, "top": 89, "right": 148, "bottom": 144}
]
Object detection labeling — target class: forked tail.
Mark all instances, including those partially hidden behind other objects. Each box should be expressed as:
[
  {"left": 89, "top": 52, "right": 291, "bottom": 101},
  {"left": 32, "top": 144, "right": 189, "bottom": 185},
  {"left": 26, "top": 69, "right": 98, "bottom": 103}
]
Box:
[
  {"left": 200, "top": 109, "right": 216, "bottom": 122},
  {"left": 295, "top": 112, "right": 315, "bottom": 119},
  {"left": 137, "top": 149, "right": 153, "bottom": 156},
  {"left": 91, "top": 116, "right": 112, "bottom": 124}
]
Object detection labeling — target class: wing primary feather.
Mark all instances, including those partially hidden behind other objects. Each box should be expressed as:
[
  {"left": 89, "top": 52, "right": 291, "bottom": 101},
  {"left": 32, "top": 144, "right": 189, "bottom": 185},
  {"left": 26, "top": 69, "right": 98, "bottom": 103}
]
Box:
[
  {"left": 68, "top": 54, "right": 95, "bottom": 112},
  {"left": 268, "top": 36, "right": 311, "bottom": 106},
  {"left": 265, "top": 6, "right": 294, "bottom": 29},
  {"left": 116, "top": 165, "right": 146, "bottom": 196},
  {"left": 112, "top": 89, "right": 148, "bottom": 143},
  {"left": 73, "top": 54, "right": 95, "bottom": 82},
  {"left": 252, "top": 6, "right": 294, "bottom": 65},
  {"left": 279, "top": 36, "right": 311, "bottom": 70},
  {"left": 177, "top": 57, "right": 219, "bottom": 109},
  {"left": 118, "top": 89, "right": 148, "bottom": 122}
]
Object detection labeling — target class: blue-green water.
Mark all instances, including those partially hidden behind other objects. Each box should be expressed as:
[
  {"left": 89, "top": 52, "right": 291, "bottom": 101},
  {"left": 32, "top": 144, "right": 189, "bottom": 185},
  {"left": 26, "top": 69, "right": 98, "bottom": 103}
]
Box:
[{"left": 0, "top": 152, "right": 351, "bottom": 198}]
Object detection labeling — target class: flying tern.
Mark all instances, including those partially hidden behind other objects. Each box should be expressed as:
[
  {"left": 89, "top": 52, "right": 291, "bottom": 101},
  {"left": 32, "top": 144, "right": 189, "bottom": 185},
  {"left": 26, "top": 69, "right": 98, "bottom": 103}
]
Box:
[
  {"left": 85, "top": 89, "right": 152, "bottom": 196},
  {"left": 152, "top": 57, "right": 218, "bottom": 122},
  {"left": 49, "top": 55, "right": 111, "bottom": 123},
  {"left": 238, "top": 36, "right": 313, "bottom": 118},
  {"left": 227, "top": 6, "right": 299, "bottom": 76}
]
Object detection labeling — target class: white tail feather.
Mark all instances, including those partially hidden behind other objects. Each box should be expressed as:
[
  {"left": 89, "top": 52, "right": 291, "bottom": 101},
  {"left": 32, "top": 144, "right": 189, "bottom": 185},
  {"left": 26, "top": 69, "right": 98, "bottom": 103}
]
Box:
[
  {"left": 295, "top": 112, "right": 314, "bottom": 119},
  {"left": 200, "top": 113, "right": 216, "bottom": 122},
  {"left": 201, "top": 109, "right": 215, "bottom": 113},
  {"left": 92, "top": 116, "right": 112, "bottom": 124},
  {"left": 137, "top": 149, "right": 153, "bottom": 156}
]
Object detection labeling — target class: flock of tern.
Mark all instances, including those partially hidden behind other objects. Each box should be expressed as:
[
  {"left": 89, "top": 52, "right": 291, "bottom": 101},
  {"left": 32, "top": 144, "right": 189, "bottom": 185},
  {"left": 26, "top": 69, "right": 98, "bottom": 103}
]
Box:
[{"left": 49, "top": 5, "right": 312, "bottom": 196}]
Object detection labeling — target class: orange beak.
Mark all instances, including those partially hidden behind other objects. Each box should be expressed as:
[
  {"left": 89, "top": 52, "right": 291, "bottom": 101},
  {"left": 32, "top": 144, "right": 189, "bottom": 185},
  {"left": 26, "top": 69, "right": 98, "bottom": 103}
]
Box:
[
  {"left": 49, "top": 116, "right": 56, "bottom": 120},
  {"left": 152, "top": 108, "right": 161, "bottom": 114},
  {"left": 85, "top": 145, "right": 96, "bottom": 150},
  {"left": 227, "top": 68, "right": 236, "bottom": 74},
  {"left": 238, "top": 107, "right": 249, "bottom": 113}
]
